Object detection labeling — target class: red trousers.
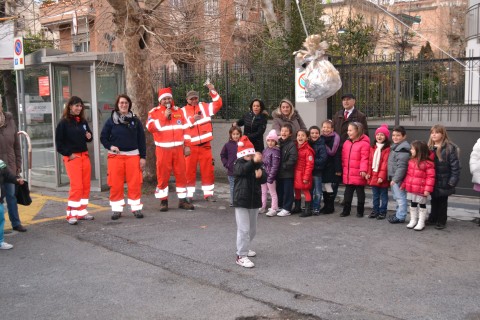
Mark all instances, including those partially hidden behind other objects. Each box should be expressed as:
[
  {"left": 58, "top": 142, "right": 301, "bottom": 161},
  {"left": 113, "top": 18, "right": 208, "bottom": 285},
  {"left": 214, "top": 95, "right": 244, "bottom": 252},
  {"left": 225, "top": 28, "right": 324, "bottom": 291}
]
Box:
[
  {"left": 155, "top": 146, "right": 187, "bottom": 199},
  {"left": 295, "top": 189, "right": 312, "bottom": 202},
  {"left": 107, "top": 154, "right": 143, "bottom": 212},
  {"left": 185, "top": 142, "right": 214, "bottom": 198},
  {"left": 63, "top": 152, "right": 91, "bottom": 218}
]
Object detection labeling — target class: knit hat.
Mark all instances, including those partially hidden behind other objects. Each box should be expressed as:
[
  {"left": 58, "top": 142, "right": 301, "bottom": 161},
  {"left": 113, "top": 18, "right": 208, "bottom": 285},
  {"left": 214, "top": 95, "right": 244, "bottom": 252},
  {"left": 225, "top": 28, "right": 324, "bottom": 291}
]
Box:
[
  {"left": 186, "top": 91, "right": 199, "bottom": 100},
  {"left": 158, "top": 87, "right": 173, "bottom": 102},
  {"left": 237, "top": 136, "right": 256, "bottom": 159},
  {"left": 266, "top": 129, "right": 279, "bottom": 142},
  {"left": 375, "top": 124, "right": 390, "bottom": 139}
]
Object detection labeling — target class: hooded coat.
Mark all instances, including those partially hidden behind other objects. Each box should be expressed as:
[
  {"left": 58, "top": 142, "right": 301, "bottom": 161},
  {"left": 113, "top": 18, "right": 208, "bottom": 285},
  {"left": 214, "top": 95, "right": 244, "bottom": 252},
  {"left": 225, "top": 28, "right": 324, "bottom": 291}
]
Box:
[
  {"left": 342, "top": 134, "right": 370, "bottom": 186},
  {"left": 294, "top": 141, "right": 315, "bottom": 190},
  {"left": 271, "top": 108, "right": 307, "bottom": 138},
  {"left": 431, "top": 142, "right": 461, "bottom": 197},
  {"left": 402, "top": 158, "right": 435, "bottom": 195}
]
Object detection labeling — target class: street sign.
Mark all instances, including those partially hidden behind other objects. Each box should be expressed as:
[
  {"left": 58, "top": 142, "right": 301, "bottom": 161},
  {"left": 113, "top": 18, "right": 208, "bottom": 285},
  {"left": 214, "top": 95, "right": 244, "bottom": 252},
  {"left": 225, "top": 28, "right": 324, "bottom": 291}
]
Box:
[
  {"left": 13, "top": 37, "right": 25, "bottom": 70},
  {"left": 295, "top": 68, "right": 313, "bottom": 103}
]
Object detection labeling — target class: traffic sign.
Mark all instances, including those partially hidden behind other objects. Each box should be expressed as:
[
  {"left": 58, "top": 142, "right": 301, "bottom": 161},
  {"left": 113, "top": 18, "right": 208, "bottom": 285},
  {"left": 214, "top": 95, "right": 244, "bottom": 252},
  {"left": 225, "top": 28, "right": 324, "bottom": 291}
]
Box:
[{"left": 13, "top": 37, "right": 25, "bottom": 70}]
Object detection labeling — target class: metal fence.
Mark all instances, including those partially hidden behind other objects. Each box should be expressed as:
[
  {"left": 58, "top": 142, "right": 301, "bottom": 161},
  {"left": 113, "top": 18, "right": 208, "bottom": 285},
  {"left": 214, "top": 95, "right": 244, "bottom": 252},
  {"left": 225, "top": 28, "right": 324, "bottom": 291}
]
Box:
[{"left": 153, "top": 54, "right": 480, "bottom": 124}]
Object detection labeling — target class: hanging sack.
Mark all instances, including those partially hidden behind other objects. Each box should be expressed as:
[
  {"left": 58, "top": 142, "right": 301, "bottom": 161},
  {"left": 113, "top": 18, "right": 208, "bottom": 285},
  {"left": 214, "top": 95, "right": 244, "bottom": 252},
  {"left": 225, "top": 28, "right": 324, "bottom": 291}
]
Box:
[{"left": 16, "top": 181, "right": 32, "bottom": 206}]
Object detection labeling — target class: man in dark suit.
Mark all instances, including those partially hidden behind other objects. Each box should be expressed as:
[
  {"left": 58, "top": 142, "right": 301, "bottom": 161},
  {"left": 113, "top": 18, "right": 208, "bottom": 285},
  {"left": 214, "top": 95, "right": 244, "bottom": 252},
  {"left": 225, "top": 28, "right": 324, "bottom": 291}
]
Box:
[{"left": 332, "top": 93, "right": 369, "bottom": 143}]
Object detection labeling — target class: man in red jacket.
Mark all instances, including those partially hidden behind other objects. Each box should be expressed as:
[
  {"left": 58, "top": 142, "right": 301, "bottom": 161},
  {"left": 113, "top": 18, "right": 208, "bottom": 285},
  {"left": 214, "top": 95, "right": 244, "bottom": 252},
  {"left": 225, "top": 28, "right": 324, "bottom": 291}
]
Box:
[{"left": 182, "top": 83, "right": 222, "bottom": 202}]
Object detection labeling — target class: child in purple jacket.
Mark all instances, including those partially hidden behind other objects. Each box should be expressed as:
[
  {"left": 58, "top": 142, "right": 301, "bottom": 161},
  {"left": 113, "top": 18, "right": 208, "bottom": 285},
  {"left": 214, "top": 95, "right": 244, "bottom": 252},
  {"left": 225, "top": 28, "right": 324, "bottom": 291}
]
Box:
[
  {"left": 261, "top": 130, "right": 281, "bottom": 216},
  {"left": 220, "top": 126, "right": 242, "bottom": 206}
]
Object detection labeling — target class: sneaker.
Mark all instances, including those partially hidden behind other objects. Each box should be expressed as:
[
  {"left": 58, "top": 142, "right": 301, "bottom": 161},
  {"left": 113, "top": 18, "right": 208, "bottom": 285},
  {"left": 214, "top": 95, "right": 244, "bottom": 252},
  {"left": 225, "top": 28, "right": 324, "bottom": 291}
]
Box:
[
  {"left": 79, "top": 214, "right": 94, "bottom": 221},
  {"left": 160, "top": 200, "right": 168, "bottom": 212},
  {"left": 12, "top": 225, "right": 27, "bottom": 232},
  {"left": 111, "top": 212, "right": 121, "bottom": 220},
  {"left": 368, "top": 212, "right": 378, "bottom": 219},
  {"left": 388, "top": 215, "right": 405, "bottom": 224},
  {"left": 376, "top": 213, "right": 386, "bottom": 220},
  {"left": 204, "top": 196, "right": 216, "bottom": 202},
  {"left": 247, "top": 250, "right": 256, "bottom": 257},
  {"left": 266, "top": 209, "right": 277, "bottom": 217},
  {"left": 179, "top": 199, "right": 195, "bottom": 211},
  {"left": 0, "top": 242, "right": 13, "bottom": 250},
  {"left": 259, "top": 207, "right": 267, "bottom": 214},
  {"left": 133, "top": 211, "right": 144, "bottom": 219},
  {"left": 312, "top": 209, "right": 320, "bottom": 216},
  {"left": 236, "top": 256, "right": 254, "bottom": 268},
  {"left": 277, "top": 209, "right": 291, "bottom": 217},
  {"left": 68, "top": 217, "right": 78, "bottom": 225}
]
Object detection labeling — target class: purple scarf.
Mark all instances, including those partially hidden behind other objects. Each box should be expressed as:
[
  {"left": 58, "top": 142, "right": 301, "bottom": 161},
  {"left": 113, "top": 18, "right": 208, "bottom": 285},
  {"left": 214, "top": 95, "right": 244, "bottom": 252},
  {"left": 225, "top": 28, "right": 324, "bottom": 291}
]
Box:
[{"left": 323, "top": 132, "right": 340, "bottom": 156}]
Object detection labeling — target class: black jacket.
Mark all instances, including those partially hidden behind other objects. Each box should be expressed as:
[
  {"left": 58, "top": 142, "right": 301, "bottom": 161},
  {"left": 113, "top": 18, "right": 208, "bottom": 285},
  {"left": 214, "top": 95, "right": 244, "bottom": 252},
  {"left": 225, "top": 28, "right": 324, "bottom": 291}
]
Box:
[
  {"left": 309, "top": 137, "right": 328, "bottom": 177},
  {"left": 100, "top": 113, "right": 146, "bottom": 159},
  {"left": 233, "top": 158, "right": 266, "bottom": 208},
  {"left": 322, "top": 135, "right": 342, "bottom": 183},
  {"left": 431, "top": 143, "right": 461, "bottom": 197},
  {"left": 55, "top": 118, "right": 93, "bottom": 156},
  {"left": 277, "top": 137, "right": 298, "bottom": 179},
  {"left": 236, "top": 111, "right": 268, "bottom": 152}
]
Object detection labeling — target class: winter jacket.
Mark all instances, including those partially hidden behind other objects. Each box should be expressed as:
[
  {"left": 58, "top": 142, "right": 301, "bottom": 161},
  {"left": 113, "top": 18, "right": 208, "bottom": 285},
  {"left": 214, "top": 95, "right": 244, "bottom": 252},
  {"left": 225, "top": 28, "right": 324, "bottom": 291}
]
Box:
[
  {"left": 332, "top": 108, "right": 369, "bottom": 143},
  {"left": 146, "top": 103, "right": 187, "bottom": 148},
  {"left": 220, "top": 140, "right": 238, "bottom": 176},
  {"left": 0, "top": 161, "right": 18, "bottom": 202},
  {"left": 55, "top": 117, "right": 93, "bottom": 157},
  {"left": 402, "top": 159, "right": 435, "bottom": 196},
  {"left": 387, "top": 140, "right": 411, "bottom": 185},
  {"left": 236, "top": 111, "right": 268, "bottom": 152},
  {"left": 367, "top": 145, "right": 391, "bottom": 188},
  {"left": 322, "top": 134, "right": 342, "bottom": 184},
  {"left": 431, "top": 143, "right": 461, "bottom": 197},
  {"left": 0, "top": 112, "right": 22, "bottom": 174},
  {"left": 100, "top": 112, "right": 146, "bottom": 159},
  {"left": 233, "top": 158, "right": 267, "bottom": 208},
  {"left": 470, "top": 138, "right": 480, "bottom": 184},
  {"left": 342, "top": 134, "right": 370, "bottom": 186},
  {"left": 262, "top": 146, "right": 281, "bottom": 184},
  {"left": 271, "top": 108, "right": 307, "bottom": 137},
  {"left": 294, "top": 142, "right": 315, "bottom": 190},
  {"left": 277, "top": 137, "right": 298, "bottom": 179},
  {"left": 309, "top": 137, "right": 327, "bottom": 177}
]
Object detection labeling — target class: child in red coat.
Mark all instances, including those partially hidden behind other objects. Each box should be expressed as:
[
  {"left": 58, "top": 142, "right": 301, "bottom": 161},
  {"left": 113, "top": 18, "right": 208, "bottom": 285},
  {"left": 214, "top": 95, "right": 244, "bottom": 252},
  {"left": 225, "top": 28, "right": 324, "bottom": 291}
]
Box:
[
  {"left": 341, "top": 122, "right": 370, "bottom": 217},
  {"left": 402, "top": 140, "right": 435, "bottom": 231},
  {"left": 292, "top": 129, "right": 315, "bottom": 216},
  {"left": 366, "top": 124, "right": 391, "bottom": 220}
]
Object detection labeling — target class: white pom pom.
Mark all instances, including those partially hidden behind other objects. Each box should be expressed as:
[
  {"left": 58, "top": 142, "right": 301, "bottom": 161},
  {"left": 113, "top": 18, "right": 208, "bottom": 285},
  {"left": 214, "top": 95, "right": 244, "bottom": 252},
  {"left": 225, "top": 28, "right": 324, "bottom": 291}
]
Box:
[{"left": 238, "top": 142, "right": 244, "bottom": 147}]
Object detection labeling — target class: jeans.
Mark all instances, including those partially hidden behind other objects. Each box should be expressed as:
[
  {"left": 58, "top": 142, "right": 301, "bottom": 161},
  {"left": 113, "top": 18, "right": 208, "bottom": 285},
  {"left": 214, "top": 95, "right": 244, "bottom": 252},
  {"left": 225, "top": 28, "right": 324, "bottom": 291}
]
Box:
[
  {"left": 311, "top": 176, "right": 323, "bottom": 211},
  {"left": 372, "top": 186, "right": 388, "bottom": 214},
  {"left": 391, "top": 182, "right": 407, "bottom": 220},
  {"left": 235, "top": 207, "right": 258, "bottom": 257},
  {"left": 5, "top": 183, "right": 21, "bottom": 228},
  {"left": 228, "top": 175, "right": 235, "bottom": 205},
  {"left": 276, "top": 178, "right": 294, "bottom": 212},
  {"left": 0, "top": 203, "right": 5, "bottom": 243}
]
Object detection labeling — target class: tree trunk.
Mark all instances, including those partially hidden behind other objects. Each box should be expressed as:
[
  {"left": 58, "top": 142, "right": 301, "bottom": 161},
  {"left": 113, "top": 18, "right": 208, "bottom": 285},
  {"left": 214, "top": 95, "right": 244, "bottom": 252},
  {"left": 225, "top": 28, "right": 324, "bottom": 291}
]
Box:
[
  {"left": 1, "top": 70, "right": 18, "bottom": 125},
  {"left": 284, "top": 0, "right": 291, "bottom": 33},
  {"left": 260, "top": 0, "right": 285, "bottom": 40}
]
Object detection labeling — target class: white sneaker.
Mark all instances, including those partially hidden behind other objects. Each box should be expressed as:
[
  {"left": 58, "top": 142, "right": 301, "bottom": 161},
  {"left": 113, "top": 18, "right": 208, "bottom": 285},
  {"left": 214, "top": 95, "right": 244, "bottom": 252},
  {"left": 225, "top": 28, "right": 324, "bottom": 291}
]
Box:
[
  {"left": 236, "top": 256, "right": 254, "bottom": 268},
  {"left": 0, "top": 242, "right": 13, "bottom": 250},
  {"left": 247, "top": 250, "right": 256, "bottom": 257},
  {"left": 266, "top": 209, "right": 277, "bottom": 217},
  {"left": 259, "top": 208, "right": 267, "bottom": 214},
  {"left": 68, "top": 217, "right": 78, "bottom": 225},
  {"left": 277, "top": 209, "right": 291, "bottom": 217}
]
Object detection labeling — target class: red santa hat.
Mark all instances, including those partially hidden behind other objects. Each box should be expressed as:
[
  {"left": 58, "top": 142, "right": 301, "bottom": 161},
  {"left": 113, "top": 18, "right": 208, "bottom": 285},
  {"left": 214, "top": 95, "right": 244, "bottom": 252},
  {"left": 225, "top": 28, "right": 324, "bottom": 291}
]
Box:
[
  {"left": 158, "top": 87, "right": 173, "bottom": 102},
  {"left": 237, "top": 136, "right": 256, "bottom": 159}
]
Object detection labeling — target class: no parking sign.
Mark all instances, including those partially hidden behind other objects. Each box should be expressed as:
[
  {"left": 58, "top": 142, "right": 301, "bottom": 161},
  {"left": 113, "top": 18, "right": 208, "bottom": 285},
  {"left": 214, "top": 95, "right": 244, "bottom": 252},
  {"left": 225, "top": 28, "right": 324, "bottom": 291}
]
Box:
[{"left": 13, "top": 37, "right": 25, "bottom": 70}]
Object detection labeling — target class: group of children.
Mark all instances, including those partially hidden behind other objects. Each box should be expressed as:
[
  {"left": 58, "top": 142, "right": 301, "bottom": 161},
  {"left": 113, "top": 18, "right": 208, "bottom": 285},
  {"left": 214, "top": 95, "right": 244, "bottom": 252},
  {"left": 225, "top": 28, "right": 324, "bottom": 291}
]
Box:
[{"left": 222, "top": 122, "right": 461, "bottom": 268}]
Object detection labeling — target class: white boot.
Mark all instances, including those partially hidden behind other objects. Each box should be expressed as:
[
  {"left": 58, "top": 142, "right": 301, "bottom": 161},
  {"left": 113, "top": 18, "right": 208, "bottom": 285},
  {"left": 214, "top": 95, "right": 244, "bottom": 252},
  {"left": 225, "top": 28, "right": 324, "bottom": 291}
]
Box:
[
  {"left": 414, "top": 207, "right": 427, "bottom": 231},
  {"left": 407, "top": 206, "right": 418, "bottom": 229}
]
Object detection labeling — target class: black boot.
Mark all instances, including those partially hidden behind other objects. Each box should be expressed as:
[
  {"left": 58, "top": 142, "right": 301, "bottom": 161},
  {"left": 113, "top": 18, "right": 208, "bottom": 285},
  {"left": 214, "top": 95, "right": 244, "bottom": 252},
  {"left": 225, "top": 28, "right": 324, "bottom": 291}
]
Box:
[
  {"left": 291, "top": 199, "right": 302, "bottom": 214},
  {"left": 319, "top": 192, "right": 328, "bottom": 213},
  {"left": 356, "top": 202, "right": 365, "bottom": 218},
  {"left": 340, "top": 203, "right": 351, "bottom": 217},
  {"left": 325, "top": 192, "right": 335, "bottom": 214},
  {"left": 300, "top": 202, "right": 312, "bottom": 217}
]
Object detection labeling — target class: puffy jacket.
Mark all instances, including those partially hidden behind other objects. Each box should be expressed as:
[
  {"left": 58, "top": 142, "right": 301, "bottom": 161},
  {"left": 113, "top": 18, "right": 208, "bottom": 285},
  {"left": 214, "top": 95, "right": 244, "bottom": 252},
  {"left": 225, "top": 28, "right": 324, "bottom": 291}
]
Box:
[
  {"left": 277, "top": 137, "right": 298, "bottom": 179},
  {"left": 294, "top": 141, "right": 314, "bottom": 190},
  {"left": 342, "top": 134, "right": 370, "bottom": 186},
  {"left": 262, "top": 146, "right": 281, "bottom": 184},
  {"left": 322, "top": 134, "right": 342, "bottom": 184},
  {"left": 309, "top": 137, "right": 327, "bottom": 177},
  {"left": 271, "top": 109, "right": 307, "bottom": 137},
  {"left": 332, "top": 108, "right": 369, "bottom": 143},
  {"left": 402, "top": 159, "right": 435, "bottom": 195},
  {"left": 367, "top": 145, "right": 391, "bottom": 188},
  {"left": 431, "top": 142, "right": 461, "bottom": 197},
  {"left": 388, "top": 140, "right": 411, "bottom": 185},
  {"left": 0, "top": 112, "right": 21, "bottom": 174},
  {"left": 220, "top": 140, "right": 238, "bottom": 176},
  {"left": 233, "top": 158, "right": 266, "bottom": 208},
  {"left": 470, "top": 138, "right": 480, "bottom": 184},
  {"left": 236, "top": 111, "right": 268, "bottom": 152}
]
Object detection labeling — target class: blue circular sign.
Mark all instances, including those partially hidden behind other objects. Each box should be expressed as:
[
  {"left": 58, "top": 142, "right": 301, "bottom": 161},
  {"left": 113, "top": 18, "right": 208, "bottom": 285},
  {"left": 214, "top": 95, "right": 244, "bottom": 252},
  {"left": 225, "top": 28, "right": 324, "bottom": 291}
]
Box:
[{"left": 14, "top": 39, "right": 22, "bottom": 56}]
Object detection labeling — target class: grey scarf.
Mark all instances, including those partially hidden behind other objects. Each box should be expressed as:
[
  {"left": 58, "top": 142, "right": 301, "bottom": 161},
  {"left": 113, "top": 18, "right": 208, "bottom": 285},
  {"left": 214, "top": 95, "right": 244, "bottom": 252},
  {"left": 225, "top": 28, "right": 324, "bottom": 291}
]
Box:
[{"left": 112, "top": 111, "right": 134, "bottom": 125}]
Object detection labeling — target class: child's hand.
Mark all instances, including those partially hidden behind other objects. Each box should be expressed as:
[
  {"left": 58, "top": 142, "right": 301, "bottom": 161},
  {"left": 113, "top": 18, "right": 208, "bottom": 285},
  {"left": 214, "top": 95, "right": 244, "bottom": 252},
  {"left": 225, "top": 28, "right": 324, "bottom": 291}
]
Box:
[
  {"left": 255, "top": 169, "right": 262, "bottom": 178},
  {"left": 253, "top": 152, "right": 262, "bottom": 163},
  {"left": 335, "top": 172, "right": 342, "bottom": 176},
  {"left": 377, "top": 178, "right": 383, "bottom": 183},
  {"left": 424, "top": 191, "right": 430, "bottom": 197},
  {"left": 17, "top": 178, "right": 24, "bottom": 185},
  {"left": 365, "top": 174, "right": 370, "bottom": 179},
  {"left": 303, "top": 179, "right": 308, "bottom": 184},
  {"left": 360, "top": 171, "right": 366, "bottom": 178},
  {"left": 390, "top": 181, "right": 395, "bottom": 186}
]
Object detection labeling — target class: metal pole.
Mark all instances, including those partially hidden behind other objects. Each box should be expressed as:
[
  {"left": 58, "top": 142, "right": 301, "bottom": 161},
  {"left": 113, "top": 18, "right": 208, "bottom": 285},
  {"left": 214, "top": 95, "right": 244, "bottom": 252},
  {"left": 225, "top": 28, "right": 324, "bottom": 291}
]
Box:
[
  {"left": 395, "top": 52, "right": 400, "bottom": 126},
  {"left": 16, "top": 69, "right": 28, "bottom": 181},
  {"left": 295, "top": 0, "right": 309, "bottom": 37}
]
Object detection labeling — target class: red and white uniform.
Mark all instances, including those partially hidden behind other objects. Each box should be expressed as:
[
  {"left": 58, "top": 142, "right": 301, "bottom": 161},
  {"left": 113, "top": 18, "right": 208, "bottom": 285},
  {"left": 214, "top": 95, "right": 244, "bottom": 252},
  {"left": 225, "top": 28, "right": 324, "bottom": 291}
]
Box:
[
  {"left": 147, "top": 100, "right": 188, "bottom": 200},
  {"left": 182, "top": 90, "right": 222, "bottom": 198}
]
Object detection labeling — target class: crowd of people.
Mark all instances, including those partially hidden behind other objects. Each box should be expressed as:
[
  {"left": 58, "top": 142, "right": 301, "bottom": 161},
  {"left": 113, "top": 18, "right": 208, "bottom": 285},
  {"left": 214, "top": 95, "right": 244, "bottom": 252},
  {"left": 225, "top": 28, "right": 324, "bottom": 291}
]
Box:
[{"left": 0, "top": 90, "right": 476, "bottom": 272}]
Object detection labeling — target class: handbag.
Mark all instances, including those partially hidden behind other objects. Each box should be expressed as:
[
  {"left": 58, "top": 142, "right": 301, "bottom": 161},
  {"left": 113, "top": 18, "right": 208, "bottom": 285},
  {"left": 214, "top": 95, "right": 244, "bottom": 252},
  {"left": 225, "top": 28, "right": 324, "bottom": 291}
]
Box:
[{"left": 16, "top": 181, "right": 32, "bottom": 206}]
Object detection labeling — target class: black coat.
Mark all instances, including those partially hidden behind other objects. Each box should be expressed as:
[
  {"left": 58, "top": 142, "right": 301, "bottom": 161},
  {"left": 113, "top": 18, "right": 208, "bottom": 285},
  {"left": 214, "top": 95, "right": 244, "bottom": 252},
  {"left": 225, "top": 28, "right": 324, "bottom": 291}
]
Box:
[
  {"left": 431, "top": 143, "right": 461, "bottom": 197},
  {"left": 322, "top": 135, "right": 342, "bottom": 184},
  {"left": 332, "top": 108, "right": 369, "bottom": 143},
  {"left": 309, "top": 137, "right": 327, "bottom": 177},
  {"left": 236, "top": 111, "right": 268, "bottom": 152},
  {"left": 233, "top": 158, "right": 266, "bottom": 208},
  {"left": 277, "top": 137, "right": 298, "bottom": 179}
]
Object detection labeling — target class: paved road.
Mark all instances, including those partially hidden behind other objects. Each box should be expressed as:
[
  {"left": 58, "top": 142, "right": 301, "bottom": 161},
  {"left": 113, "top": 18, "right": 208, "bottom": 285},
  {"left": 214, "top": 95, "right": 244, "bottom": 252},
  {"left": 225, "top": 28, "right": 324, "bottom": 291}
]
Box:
[{"left": 1, "top": 183, "right": 479, "bottom": 320}]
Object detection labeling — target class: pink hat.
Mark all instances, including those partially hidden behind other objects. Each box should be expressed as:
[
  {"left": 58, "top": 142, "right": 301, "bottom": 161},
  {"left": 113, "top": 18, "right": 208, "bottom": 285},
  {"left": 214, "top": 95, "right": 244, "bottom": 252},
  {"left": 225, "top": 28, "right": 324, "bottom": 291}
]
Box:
[
  {"left": 266, "top": 129, "right": 279, "bottom": 142},
  {"left": 375, "top": 124, "right": 390, "bottom": 139},
  {"left": 237, "top": 136, "right": 256, "bottom": 159},
  {"left": 158, "top": 87, "right": 173, "bottom": 102}
]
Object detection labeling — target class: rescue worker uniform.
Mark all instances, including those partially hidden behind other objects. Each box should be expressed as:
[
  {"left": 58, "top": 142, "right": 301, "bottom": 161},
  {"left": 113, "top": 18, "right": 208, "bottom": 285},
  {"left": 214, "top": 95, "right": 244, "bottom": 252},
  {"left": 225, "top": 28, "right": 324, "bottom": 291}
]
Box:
[{"left": 182, "top": 89, "right": 222, "bottom": 200}]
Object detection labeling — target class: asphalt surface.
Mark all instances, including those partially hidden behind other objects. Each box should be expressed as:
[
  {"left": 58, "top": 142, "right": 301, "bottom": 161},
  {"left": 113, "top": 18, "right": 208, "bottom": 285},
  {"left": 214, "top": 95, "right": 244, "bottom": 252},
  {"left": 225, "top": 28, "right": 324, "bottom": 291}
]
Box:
[{"left": 1, "top": 182, "right": 480, "bottom": 320}]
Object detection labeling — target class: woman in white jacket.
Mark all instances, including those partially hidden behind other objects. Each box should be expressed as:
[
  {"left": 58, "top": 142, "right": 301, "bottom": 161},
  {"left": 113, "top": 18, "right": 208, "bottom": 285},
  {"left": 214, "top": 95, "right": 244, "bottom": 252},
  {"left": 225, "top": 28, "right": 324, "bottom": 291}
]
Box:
[{"left": 470, "top": 138, "right": 480, "bottom": 225}]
